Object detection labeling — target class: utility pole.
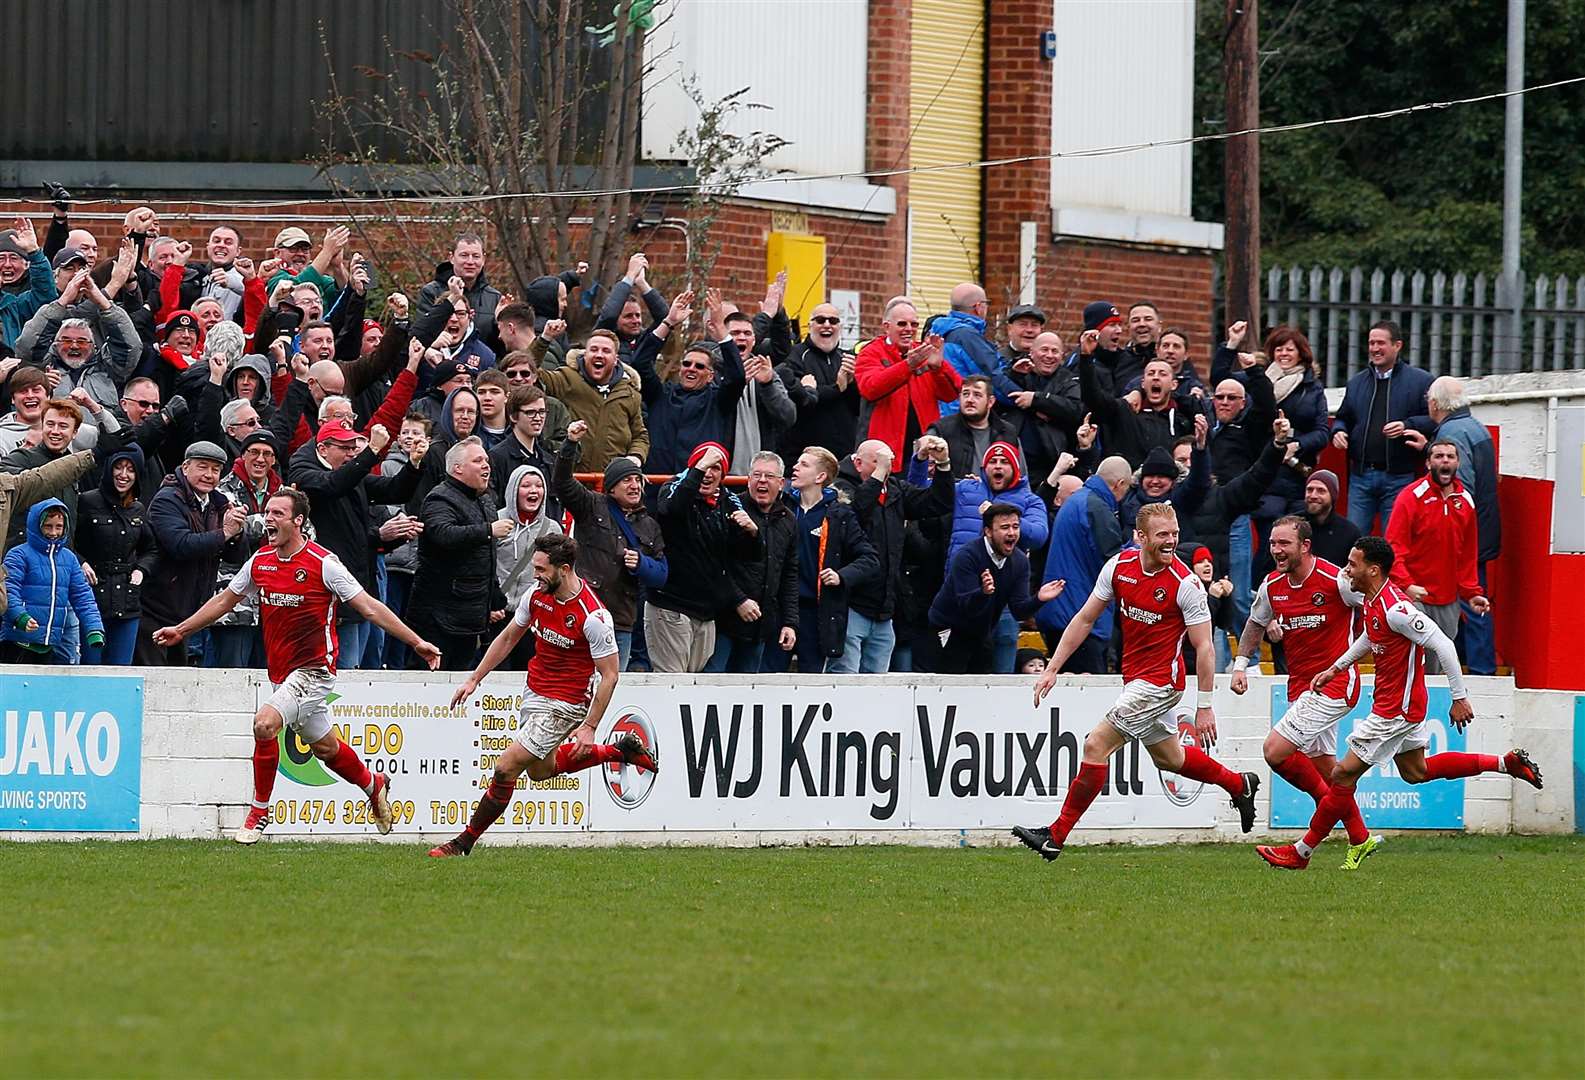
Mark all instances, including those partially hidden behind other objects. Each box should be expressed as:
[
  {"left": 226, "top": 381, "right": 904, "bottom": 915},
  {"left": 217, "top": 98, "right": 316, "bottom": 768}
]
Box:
[
  {"left": 1500, "top": 0, "right": 1525, "bottom": 373},
  {"left": 1223, "top": 0, "right": 1261, "bottom": 339}
]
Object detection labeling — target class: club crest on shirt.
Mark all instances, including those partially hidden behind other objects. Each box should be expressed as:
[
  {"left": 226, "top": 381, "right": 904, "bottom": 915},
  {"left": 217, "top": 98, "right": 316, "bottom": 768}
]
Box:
[
  {"left": 1153, "top": 587, "right": 1168, "bottom": 603},
  {"left": 1311, "top": 592, "right": 1326, "bottom": 606},
  {"left": 564, "top": 613, "right": 577, "bottom": 629},
  {"left": 294, "top": 568, "right": 308, "bottom": 583}
]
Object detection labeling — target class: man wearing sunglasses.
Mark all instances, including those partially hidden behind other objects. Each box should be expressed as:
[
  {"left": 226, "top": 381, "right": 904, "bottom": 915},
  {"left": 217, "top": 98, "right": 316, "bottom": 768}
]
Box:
[{"left": 780, "top": 301, "right": 859, "bottom": 459}]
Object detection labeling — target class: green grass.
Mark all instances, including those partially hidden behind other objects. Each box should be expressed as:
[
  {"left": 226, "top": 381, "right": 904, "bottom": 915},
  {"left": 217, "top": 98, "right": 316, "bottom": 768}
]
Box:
[{"left": 2, "top": 836, "right": 1581, "bottom": 1078}]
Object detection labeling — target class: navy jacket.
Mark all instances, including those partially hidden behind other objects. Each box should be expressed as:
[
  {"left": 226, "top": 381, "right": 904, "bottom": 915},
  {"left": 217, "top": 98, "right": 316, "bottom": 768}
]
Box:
[
  {"left": 1037, "top": 475, "right": 1123, "bottom": 640},
  {"left": 928, "top": 537, "right": 1040, "bottom": 637},
  {"left": 1330, "top": 361, "right": 1435, "bottom": 475},
  {"left": 631, "top": 331, "right": 746, "bottom": 475}
]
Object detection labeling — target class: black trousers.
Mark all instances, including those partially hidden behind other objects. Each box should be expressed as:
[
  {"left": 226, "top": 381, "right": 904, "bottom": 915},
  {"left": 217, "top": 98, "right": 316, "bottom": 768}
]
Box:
[
  {"left": 406, "top": 619, "right": 483, "bottom": 672},
  {"left": 936, "top": 625, "right": 995, "bottom": 674}
]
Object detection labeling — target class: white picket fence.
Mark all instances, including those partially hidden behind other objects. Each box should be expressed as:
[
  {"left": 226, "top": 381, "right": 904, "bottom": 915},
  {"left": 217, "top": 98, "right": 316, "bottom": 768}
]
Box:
[{"left": 1257, "top": 266, "right": 1585, "bottom": 385}]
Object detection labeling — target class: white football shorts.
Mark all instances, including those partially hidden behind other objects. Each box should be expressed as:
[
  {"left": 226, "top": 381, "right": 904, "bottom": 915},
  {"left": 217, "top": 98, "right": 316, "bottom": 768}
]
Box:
[
  {"left": 1272, "top": 691, "right": 1350, "bottom": 757},
  {"left": 266, "top": 667, "right": 336, "bottom": 744},
  {"left": 1104, "top": 680, "right": 1183, "bottom": 746},
  {"left": 515, "top": 691, "right": 591, "bottom": 759},
  {"left": 1346, "top": 711, "right": 1432, "bottom": 767}
]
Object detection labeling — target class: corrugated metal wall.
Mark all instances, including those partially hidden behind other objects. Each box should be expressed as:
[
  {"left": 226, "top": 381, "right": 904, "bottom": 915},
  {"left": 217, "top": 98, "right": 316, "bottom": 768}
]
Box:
[
  {"left": 1049, "top": 0, "right": 1196, "bottom": 217},
  {"left": 3, "top": 0, "right": 459, "bottom": 163},
  {"left": 907, "top": 0, "right": 985, "bottom": 317},
  {"left": 640, "top": 0, "right": 869, "bottom": 177}
]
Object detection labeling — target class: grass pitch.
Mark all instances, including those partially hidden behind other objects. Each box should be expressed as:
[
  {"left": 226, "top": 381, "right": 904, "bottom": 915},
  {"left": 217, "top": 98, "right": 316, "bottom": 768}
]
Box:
[{"left": 2, "top": 836, "right": 1580, "bottom": 1078}]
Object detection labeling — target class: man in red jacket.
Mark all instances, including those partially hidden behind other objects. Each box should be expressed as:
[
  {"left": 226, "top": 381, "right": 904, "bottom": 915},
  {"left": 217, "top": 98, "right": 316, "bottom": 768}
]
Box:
[
  {"left": 1383, "top": 439, "right": 1490, "bottom": 673},
  {"left": 854, "top": 298, "right": 959, "bottom": 461}
]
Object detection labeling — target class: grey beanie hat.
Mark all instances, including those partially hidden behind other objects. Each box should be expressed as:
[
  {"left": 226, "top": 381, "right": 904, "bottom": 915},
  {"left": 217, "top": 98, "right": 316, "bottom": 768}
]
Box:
[{"left": 183, "top": 440, "right": 229, "bottom": 466}]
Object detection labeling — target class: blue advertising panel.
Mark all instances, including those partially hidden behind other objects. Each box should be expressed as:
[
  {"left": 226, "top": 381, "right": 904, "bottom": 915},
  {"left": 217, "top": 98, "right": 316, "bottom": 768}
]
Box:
[
  {"left": 1270, "top": 684, "right": 1466, "bottom": 829},
  {"left": 0, "top": 674, "right": 143, "bottom": 831}
]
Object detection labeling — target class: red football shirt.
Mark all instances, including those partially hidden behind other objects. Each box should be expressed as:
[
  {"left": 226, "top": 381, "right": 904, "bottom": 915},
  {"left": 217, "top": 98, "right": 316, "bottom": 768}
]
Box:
[
  {"left": 1359, "top": 581, "right": 1438, "bottom": 723},
  {"left": 1091, "top": 550, "right": 1209, "bottom": 690},
  {"left": 1250, "top": 558, "right": 1363, "bottom": 704},
  {"left": 513, "top": 579, "right": 618, "bottom": 706},
  {"left": 229, "top": 541, "right": 364, "bottom": 685}
]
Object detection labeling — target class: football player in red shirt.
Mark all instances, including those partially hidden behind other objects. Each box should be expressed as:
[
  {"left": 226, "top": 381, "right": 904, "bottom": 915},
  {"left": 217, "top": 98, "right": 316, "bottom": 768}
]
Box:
[
  {"left": 154, "top": 487, "right": 442, "bottom": 843},
  {"left": 1015, "top": 502, "right": 1260, "bottom": 861},
  {"left": 1256, "top": 535, "right": 1542, "bottom": 871},
  {"left": 1231, "top": 516, "right": 1376, "bottom": 859},
  {"left": 428, "top": 533, "right": 657, "bottom": 857}
]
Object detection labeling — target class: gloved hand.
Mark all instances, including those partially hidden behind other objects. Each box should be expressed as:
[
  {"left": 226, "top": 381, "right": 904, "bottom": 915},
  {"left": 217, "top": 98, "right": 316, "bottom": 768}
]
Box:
[
  {"left": 85, "top": 631, "right": 105, "bottom": 649},
  {"left": 162, "top": 395, "right": 190, "bottom": 425}
]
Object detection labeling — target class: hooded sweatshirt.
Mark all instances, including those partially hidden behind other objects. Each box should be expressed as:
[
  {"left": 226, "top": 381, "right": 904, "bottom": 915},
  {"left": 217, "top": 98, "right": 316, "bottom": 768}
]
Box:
[
  {"left": 2, "top": 499, "right": 103, "bottom": 650},
  {"left": 945, "top": 441, "right": 1050, "bottom": 558},
  {"left": 494, "top": 463, "right": 564, "bottom": 609}
]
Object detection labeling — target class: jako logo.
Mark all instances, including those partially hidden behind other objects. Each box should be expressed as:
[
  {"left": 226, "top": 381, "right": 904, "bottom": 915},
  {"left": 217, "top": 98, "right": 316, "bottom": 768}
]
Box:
[
  {"left": 603, "top": 707, "right": 657, "bottom": 809},
  {"left": 1158, "top": 712, "right": 1205, "bottom": 806}
]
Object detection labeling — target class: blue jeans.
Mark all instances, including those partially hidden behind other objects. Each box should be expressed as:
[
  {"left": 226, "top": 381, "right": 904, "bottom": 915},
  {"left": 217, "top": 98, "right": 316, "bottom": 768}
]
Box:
[
  {"left": 209, "top": 626, "right": 264, "bottom": 668},
  {"left": 1214, "top": 627, "right": 1232, "bottom": 673},
  {"left": 615, "top": 629, "right": 633, "bottom": 672},
  {"left": 83, "top": 616, "right": 140, "bottom": 666},
  {"left": 829, "top": 610, "right": 895, "bottom": 674},
  {"left": 1457, "top": 562, "right": 1496, "bottom": 675},
  {"left": 890, "top": 640, "right": 914, "bottom": 673},
  {"left": 762, "top": 600, "right": 825, "bottom": 673},
  {"left": 339, "top": 621, "right": 372, "bottom": 670},
  {"left": 1346, "top": 467, "right": 1413, "bottom": 535},
  {"left": 1228, "top": 513, "right": 1253, "bottom": 644},
  {"left": 383, "top": 573, "right": 414, "bottom": 669},
  {"left": 51, "top": 607, "right": 80, "bottom": 665},
  {"left": 360, "top": 556, "right": 388, "bottom": 668},
  {"left": 704, "top": 634, "right": 765, "bottom": 674},
  {"left": 991, "top": 609, "right": 1018, "bottom": 674}
]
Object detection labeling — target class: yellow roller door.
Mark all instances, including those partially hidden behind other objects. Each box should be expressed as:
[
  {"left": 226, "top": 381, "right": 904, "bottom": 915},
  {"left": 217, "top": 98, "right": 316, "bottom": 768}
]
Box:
[{"left": 908, "top": 0, "right": 985, "bottom": 319}]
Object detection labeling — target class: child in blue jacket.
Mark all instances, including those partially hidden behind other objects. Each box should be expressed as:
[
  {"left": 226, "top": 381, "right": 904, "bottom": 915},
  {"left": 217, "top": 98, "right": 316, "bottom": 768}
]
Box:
[{"left": 1, "top": 499, "right": 103, "bottom": 664}]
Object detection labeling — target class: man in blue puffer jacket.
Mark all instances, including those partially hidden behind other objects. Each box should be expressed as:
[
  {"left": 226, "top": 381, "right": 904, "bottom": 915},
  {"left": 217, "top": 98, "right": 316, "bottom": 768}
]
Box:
[
  {"left": 932, "top": 283, "right": 1023, "bottom": 416},
  {"left": 1036, "top": 456, "right": 1135, "bottom": 673},
  {"left": 1, "top": 499, "right": 103, "bottom": 664},
  {"left": 945, "top": 440, "right": 1048, "bottom": 672}
]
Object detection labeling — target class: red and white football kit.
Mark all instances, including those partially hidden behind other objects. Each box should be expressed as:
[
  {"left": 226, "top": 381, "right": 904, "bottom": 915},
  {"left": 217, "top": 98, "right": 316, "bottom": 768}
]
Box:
[
  {"left": 511, "top": 579, "right": 618, "bottom": 757},
  {"left": 1089, "top": 549, "right": 1210, "bottom": 745},
  {"left": 1330, "top": 581, "right": 1468, "bottom": 766},
  {"left": 1248, "top": 558, "right": 1362, "bottom": 756},
  {"left": 229, "top": 540, "right": 364, "bottom": 743}
]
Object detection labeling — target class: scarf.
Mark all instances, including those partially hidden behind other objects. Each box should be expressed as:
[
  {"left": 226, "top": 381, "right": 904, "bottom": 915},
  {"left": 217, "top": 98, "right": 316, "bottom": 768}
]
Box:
[{"left": 1265, "top": 363, "right": 1305, "bottom": 405}]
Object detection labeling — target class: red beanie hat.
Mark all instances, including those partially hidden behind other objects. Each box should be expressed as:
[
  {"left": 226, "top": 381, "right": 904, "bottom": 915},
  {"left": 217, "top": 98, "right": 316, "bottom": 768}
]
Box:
[
  {"left": 1191, "top": 545, "right": 1213, "bottom": 566},
  {"left": 688, "top": 441, "right": 729, "bottom": 470}
]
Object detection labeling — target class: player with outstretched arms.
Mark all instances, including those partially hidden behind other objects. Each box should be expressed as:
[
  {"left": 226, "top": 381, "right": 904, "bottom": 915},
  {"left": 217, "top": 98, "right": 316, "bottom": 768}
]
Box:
[
  {"left": 1256, "top": 535, "right": 1542, "bottom": 870},
  {"left": 153, "top": 485, "right": 443, "bottom": 843},
  {"left": 428, "top": 533, "right": 657, "bottom": 858},
  {"left": 1230, "top": 515, "right": 1381, "bottom": 868},
  {"left": 1013, "top": 502, "right": 1260, "bottom": 861}
]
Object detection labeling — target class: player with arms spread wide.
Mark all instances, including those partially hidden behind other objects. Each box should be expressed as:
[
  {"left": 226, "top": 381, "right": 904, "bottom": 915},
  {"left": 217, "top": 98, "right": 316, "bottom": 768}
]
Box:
[
  {"left": 1231, "top": 515, "right": 1380, "bottom": 868},
  {"left": 1014, "top": 502, "right": 1260, "bottom": 861},
  {"left": 153, "top": 486, "right": 442, "bottom": 843},
  {"left": 429, "top": 533, "right": 657, "bottom": 858},
  {"left": 1256, "top": 535, "right": 1542, "bottom": 870}
]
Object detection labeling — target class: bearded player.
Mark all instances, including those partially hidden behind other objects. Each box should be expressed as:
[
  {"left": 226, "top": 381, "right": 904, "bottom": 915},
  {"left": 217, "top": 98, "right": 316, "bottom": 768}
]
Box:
[
  {"left": 1256, "top": 535, "right": 1542, "bottom": 870},
  {"left": 153, "top": 487, "right": 443, "bottom": 843},
  {"left": 1014, "top": 503, "right": 1260, "bottom": 861},
  {"left": 1230, "top": 516, "right": 1381, "bottom": 869},
  {"left": 428, "top": 533, "right": 657, "bottom": 858}
]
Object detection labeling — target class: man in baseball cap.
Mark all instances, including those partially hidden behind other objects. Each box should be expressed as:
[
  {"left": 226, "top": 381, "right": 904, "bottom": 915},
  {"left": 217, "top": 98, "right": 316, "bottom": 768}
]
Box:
[{"left": 1002, "top": 304, "right": 1047, "bottom": 366}]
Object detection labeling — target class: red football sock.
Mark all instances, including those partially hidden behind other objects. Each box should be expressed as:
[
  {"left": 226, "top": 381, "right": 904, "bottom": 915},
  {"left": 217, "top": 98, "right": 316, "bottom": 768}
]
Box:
[
  {"left": 552, "top": 741, "right": 624, "bottom": 776},
  {"left": 1050, "top": 761, "right": 1108, "bottom": 846},
  {"left": 1422, "top": 752, "right": 1500, "bottom": 781},
  {"left": 1339, "top": 795, "right": 1371, "bottom": 846},
  {"left": 1273, "top": 753, "right": 1329, "bottom": 804},
  {"left": 323, "top": 740, "right": 374, "bottom": 794},
  {"left": 1302, "top": 785, "right": 1359, "bottom": 850},
  {"left": 251, "top": 737, "right": 279, "bottom": 808},
  {"left": 461, "top": 775, "right": 517, "bottom": 846},
  {"left": 1178, "top": 745, "right": 1244, "bottom": 797}
]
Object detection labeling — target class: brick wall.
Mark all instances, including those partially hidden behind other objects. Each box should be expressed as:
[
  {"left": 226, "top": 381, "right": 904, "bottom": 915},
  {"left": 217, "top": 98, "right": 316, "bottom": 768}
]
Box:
[{"left": 980, "top": 2, "right": 1217, "bottom": 375}]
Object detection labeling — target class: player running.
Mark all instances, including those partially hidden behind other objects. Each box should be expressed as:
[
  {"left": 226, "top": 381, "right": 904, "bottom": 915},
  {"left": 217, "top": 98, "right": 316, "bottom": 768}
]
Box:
[
  {"left": 1014, "top": 503, "right": 1260, "bottom": 861},
  {"left": 1256, "top": 536, "right": 1542, "bottom": 871},
  {"left": 1230, "top": 516, "right": 1379, "bottom": 866},
  {"left": 153, "top": 487, "right": 442, "bottom": 844},
  {"left": 428, "top": 533, "right": 657, "bottom": 858}
]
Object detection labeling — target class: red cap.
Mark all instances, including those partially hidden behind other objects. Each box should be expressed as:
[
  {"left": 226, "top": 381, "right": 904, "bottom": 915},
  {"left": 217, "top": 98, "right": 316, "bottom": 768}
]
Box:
[
  {"left": 1191, "top": 545, "right": 1213, "bottom": 566},
  {"left": 362, "top": 319, "right": 383, "bottom": 337},
  {"left": 316, "top": 420, "right": 361, "bottom": 445}
]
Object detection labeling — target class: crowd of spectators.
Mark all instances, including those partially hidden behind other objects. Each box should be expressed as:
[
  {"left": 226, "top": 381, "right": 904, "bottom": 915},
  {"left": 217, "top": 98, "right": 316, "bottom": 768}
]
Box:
[{"left": 0, "top": 200, "right": 1500, "bottom": 677}]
